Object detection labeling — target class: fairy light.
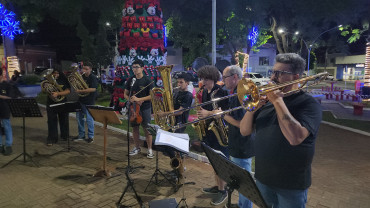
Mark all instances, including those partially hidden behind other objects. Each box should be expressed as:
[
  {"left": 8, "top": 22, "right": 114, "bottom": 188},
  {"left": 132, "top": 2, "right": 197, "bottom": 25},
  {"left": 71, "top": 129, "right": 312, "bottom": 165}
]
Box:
[{"left": 362, "top": 42, "right": 370, "bottom": 101}]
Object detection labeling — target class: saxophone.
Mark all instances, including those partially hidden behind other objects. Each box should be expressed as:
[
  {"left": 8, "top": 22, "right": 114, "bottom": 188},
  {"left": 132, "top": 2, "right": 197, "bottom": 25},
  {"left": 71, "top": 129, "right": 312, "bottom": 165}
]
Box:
[
  {"left": 68, "top": 65, "right": 89, "bottom": 97},
  {"left": 208, "top": 89, "right": 229, "bottom": 147},
  {"left": 170, "top": 153, "right": 184, "bottom": 185},
  {"left": 41, "top": 73, "right": 65, "bottom": 102},
  {"left": 191, "top": 87, "right": 206, "bottom": 139}
]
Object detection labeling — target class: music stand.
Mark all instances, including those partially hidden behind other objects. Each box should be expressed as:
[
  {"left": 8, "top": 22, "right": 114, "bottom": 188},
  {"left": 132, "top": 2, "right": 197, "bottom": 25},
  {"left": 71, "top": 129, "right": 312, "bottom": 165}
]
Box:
[
  {"left": 2, "top": 98, "right": 42, "bottom": 168},
  {"left": 201, "top": 143, "right": 268, "bottom": 208},
  {"left": 48, "top": 101, "right": 82, "bottom": 155},
  {"left": 87, "top": 105, "right": 122, "bottom": 177},
  {"left": 144, "top": 124, "right": 176, "bottom": 192}
]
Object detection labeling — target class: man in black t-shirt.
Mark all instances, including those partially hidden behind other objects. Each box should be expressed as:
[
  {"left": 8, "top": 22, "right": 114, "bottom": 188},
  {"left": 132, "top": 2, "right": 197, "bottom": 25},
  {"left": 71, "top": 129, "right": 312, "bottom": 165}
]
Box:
[
  {"left": 125, "top": 60, "right": 154, "bottom": 159},
  {"left": 197, "top": 65, "right": 229, "bottom": 206},
  {"left": 74, "top": 62, "right": 98, "bottom": 144},
  {"left": 44, "top": 69, "right": 71, "bottom": 146},
  {"left": 240, "top": 53, "right": 322, "bottom": 208},
  {"left": 0, "top": 69, "right": 17, "bottom": 155},
  {"left": 215, "top": 65, "right": 254, "bottom": 208}
]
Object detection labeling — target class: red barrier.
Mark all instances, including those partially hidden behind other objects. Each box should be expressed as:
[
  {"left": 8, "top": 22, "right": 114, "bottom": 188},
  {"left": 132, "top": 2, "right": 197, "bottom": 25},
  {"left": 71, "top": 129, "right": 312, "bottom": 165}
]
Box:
[
  {"left": 335, "top": 94, "right": 339, "bottom": 101},
  {"left": 353, "top": 103, "right": 364, "bottom": 116}
]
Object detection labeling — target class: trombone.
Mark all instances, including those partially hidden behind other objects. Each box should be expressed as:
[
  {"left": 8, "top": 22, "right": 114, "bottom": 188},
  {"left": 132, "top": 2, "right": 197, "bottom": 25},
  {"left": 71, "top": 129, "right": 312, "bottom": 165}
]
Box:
[{"left": 164, "top": 72, "right": 328, "bottom": 131}]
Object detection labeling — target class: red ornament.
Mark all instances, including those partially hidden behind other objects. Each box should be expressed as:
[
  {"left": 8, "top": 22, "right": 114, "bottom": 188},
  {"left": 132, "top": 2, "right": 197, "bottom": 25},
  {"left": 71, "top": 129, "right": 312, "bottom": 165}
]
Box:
[
  {"left": 134, "top": 23, "right": 140, "bottom": 28},
  {"left": 133, "top": 32, "right": 140, "bottom": 37},
  {"left": 130, "top": 16, "right": 137, "bottom": 22},
  {"left": 127, "top": 22, "right": 133, "bottom": 29},
  {"left": 141, "top": 22, "right": 148, "bottom": 28},
  {"left": 147, "top": 16, "right": 153, "bottom": 22},
  {"left": 156, "top": 23, "right": 162, "bottom": 30},
  {"left": 124, "top": 30, "right": 131, "bottom": 37},
  {"left": 152, "top": 33, "right": 158, "bottom": 38},
  {"left": 148, "top": 23, "right": 154, "bottom": 29},
  {"left": 139, "top": 16, "right": 146, "bottom": 22}
]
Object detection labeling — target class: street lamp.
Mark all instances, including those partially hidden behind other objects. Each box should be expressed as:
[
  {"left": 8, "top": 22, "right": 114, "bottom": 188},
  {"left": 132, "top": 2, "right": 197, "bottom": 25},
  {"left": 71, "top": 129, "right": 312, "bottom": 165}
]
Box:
[{"left": 305, "top": 25, "right": 342, "bottom": 76}]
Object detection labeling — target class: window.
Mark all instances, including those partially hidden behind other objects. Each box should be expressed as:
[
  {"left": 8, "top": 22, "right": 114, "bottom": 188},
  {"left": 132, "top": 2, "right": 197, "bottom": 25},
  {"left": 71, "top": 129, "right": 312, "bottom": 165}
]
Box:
[{"left": 259, "top": 57, "right": 269, "bottom": 66}]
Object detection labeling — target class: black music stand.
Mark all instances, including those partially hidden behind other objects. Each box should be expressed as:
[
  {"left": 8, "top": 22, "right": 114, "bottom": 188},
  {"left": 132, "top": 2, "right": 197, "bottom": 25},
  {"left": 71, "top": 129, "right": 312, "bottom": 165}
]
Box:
[
  {"left": 48, "top": 101, "right": 82, "bottom": 155},
  {"left": 201, "top": 143, "right": 268, "bottom": 208},
  {"left": 87, "top": 105, "right": 122, "bottom": 177},
  {"left": 2, "top": 98, "right": 42, "bottom": 168},
  {"left": 144, "top": 124, "right": 176, "bottom": 192}
]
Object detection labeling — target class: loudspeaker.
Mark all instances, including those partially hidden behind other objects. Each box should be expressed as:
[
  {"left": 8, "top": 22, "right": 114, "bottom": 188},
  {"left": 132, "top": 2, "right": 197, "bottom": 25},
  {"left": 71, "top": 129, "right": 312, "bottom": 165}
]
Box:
[{"left": 148, "top": 198, "right": 177, "bottom": 208}]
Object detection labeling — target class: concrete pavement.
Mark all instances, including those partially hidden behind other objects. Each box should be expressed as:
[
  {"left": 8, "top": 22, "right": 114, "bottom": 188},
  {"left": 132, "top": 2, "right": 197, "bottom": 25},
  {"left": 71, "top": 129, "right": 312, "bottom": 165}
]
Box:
[{"left": 0, "top": 105, "right": 370, "bottom": 208}]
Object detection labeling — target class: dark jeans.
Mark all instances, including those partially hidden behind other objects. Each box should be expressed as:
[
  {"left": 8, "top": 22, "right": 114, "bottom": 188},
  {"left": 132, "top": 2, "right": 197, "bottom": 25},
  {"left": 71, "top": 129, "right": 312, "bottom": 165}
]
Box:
[{"left": 47, "top": 107, "right": 69, "bottom": 143}]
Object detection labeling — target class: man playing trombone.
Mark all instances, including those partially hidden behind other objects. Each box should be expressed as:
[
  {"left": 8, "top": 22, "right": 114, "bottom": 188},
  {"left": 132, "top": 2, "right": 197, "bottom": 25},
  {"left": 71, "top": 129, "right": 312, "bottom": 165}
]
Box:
[{"left": 240, "top": 53, "right": 322, "bottom": 208}]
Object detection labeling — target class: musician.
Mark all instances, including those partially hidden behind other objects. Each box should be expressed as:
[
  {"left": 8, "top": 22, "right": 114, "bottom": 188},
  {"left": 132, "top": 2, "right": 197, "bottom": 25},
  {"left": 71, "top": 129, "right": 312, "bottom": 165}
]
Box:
[
  {"left": 157, "top": 73, "right": 194, "bottom": 158},
  {"left": 216, "top": 65, "right": 254, "bottom": 208},
  {"left": 0, "top": 69, "right": 16, "bottom": 155},
  {"left": 196, "top": 65, "right": 229, "bottom": 206},
  {"left": 74, "top": 62, "right": 98, "bottom": 144},
  {"left": 45, "top": 69, "right": 71, "bottom": 146},
  {"left": 240, "top": 53, "right": 322, "bottom": 208},
  {"left": 124, "top": 60, "right": 155, "bottom": 159}
]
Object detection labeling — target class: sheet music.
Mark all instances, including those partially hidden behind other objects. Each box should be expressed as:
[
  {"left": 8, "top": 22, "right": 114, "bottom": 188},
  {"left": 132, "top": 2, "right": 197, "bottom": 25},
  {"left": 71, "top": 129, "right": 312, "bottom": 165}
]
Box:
[{"left": 155, "top": 129, "right": 189, "bottom": 153}]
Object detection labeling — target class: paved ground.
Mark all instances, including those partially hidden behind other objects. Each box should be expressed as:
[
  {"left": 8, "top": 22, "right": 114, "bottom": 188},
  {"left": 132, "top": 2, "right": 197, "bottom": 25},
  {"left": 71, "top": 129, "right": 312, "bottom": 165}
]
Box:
[{"left": 0, "top": 103, "right": 370, "bottom": 208}]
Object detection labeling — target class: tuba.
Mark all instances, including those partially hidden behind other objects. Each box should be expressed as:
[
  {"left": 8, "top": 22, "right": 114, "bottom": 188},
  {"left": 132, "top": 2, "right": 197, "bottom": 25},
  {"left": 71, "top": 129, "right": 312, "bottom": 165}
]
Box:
[
  {"left": 191, "top": 87, "right": 207, "bottom": 139},
  {"left": 207, "top": 89, "right": 229, "bottom": 147},
  {"left": 41, "top": 72, "right": 65, "bottom": 102},
  {"left": 150, "top": 65, "right": 175, "bottom": 131},
  {"left": 68, "top": 64, "right": 89, "bottom": 97}
]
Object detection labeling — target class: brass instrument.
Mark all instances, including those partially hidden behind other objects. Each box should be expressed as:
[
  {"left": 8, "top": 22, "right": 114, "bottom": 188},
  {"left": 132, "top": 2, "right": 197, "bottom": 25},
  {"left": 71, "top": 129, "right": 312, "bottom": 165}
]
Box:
[
  {"left": 208, "top": 89, "right": 229, "bottom": 147},
  {"left": 191, "top": 87, "right": 207, "bottom": 139},
  {"left": 150, "top": 65, "right": 175, "bottom": 131},
  {"left": 164, "top": 72, "right": 329, "bottom": 130},
  {"left": 170, "top": 153, "right": 184, "bottom": 184},
  {"left": 68, "top": 65, "right": 89, "bottom": 97},
  {"left": 41, "top": 72, "right": 65, "bottom": 102}
]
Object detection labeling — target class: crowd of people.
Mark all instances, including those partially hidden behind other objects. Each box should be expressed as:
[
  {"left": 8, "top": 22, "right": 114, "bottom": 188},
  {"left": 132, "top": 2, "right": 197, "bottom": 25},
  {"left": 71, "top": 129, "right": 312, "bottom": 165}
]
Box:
[{"left": 1, "top": 53, "right": 322, "bottom": 208}]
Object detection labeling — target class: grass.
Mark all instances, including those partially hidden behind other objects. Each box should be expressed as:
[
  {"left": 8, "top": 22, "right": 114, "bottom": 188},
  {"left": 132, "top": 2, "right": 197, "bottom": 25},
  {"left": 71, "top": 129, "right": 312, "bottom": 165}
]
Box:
[
  {"left": 322, "top": 111, "right": 370, "bottom": 133},
  {"left": 36, "top": 90, "right": 369, "bottom": 139}
]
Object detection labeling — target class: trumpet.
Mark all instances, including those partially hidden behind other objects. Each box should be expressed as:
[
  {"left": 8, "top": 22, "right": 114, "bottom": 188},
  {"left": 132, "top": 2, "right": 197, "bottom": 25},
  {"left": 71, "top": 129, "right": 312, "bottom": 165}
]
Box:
[{"left": 163, "top": 72, "right": 328, "bottom": 131}]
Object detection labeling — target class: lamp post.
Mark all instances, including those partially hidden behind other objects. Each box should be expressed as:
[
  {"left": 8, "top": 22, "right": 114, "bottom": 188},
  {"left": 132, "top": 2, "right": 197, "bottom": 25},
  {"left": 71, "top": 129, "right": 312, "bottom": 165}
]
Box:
[{"left": 305, "top": 25, "right": 342, "bottom": 76}]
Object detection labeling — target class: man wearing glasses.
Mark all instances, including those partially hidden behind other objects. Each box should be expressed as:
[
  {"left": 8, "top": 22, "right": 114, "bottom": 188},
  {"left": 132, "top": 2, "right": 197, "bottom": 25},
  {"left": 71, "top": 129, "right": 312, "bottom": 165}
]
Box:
[
  {"left": 215, "top": 65, "right": 255, "bottom": 208},
  {"left": 125, "top": 60, "right": 154, "bottom": 159},
  {"left": 240, "top": 53, "right": 322, "bottom": 208}
]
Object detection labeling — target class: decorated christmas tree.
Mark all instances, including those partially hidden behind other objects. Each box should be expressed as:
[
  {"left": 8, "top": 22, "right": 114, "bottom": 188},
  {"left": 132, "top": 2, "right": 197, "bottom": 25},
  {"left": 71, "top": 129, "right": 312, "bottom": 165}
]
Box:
[{"left": 112, "top": 0, "right": 166, "bottom": 110}]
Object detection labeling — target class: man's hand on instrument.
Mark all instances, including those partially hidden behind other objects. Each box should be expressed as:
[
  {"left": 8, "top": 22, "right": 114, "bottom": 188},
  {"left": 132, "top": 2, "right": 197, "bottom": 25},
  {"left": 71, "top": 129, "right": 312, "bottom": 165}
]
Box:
[
  {"left": 197, "top": 107, "right": 209, "bottom": 119},
  {"left": 130, "top": 96, "right": 140, "bottom": 102},
  {"left": 52, "top": 92, "right": 59, "bottom": 98}
]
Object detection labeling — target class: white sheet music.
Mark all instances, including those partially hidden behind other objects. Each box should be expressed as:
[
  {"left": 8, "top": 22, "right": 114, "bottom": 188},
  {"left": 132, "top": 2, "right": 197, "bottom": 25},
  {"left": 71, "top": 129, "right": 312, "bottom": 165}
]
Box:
[{"left": 155, "top": 129, "right": 189, "bottom": 153}]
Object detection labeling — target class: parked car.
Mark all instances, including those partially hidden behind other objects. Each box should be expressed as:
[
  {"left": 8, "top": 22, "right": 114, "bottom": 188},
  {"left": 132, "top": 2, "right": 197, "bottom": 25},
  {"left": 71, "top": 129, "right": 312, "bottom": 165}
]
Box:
[
  {"left": 33, "top": 66, "right": 49, "bottom": 75},
  {"left": 326, "top": 74, "right": 335, "bottom": 81},
  {"left": 245, "top": 72, "right": 270, "bottom": 86}
]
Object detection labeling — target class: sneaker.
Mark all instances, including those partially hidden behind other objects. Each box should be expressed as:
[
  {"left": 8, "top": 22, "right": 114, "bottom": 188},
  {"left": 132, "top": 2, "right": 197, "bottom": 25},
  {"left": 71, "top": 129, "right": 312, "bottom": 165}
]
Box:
[
  {"left": 211, "top": 191, "right": 228, "bottom": 206},
  {"left": 202, "top": 186, "right": 219, "bottom": 194},
  {"left": 224, "top": 203, "right": 239, "bottom": 208},
  {"left": 147, "top": 149, "right": 154, "bottom": 159},
  {"left": 129, "top": 147, "right": 141, "bottom": 156},
  {"left": 86, "top": 138, "right": 94, "bottom": 144},
  {"left": 72, "top": 137, "right": 84, "bottom": 142},
  {"left": 3, "top": 146, "right": 13, "bottom": 156}
]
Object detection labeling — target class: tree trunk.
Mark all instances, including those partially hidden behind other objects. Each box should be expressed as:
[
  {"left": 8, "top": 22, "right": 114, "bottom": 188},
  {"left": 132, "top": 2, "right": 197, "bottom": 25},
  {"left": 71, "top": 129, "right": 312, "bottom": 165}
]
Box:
[{"left": 271, "top": 17, "right": 284, "bottom": 54}]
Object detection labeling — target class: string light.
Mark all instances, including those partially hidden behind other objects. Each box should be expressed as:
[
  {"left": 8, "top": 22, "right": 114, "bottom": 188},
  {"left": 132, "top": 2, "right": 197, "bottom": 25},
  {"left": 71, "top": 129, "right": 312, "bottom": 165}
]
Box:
[{"left": 248, "top": 26, "right": 259, "bottom": 47}]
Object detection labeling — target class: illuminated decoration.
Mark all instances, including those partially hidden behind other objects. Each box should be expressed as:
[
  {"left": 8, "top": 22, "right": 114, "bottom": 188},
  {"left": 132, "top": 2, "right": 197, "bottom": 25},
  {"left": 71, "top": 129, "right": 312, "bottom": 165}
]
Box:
[
  {"left": 235, "top": 51, "right": 249, "bottom": 72},
  {"left": 0, "top": 3, "right": 23, "bottom": 40},
  {"left": 248, "top": 26, "right": 259, "bottom": 47},
  {"left": 163, "top": 25, "right": 167, "bottom": 48},
  {"left": 363, "top": 42, "right": 370, "bottom": 101}
]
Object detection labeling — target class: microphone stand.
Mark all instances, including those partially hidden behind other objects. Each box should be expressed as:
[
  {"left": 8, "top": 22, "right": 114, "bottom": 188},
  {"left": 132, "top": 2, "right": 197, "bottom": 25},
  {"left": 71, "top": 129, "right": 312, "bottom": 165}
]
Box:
[
  {"left": 117, "top": 78, "right": 145, "bottom": 208},
  {"left": 125, "top": 78, "right": 145, "bottom": 173}
]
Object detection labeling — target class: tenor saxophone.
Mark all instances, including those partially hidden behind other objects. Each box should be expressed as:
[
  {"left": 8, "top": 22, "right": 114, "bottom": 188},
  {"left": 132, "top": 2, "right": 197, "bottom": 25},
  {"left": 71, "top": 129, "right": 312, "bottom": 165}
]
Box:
[
  {"left": 191, "top": 87, "right": 207, "bottom": 139},
  {"left": 208, "top": 89, "right": 229, "bottom": 147}
]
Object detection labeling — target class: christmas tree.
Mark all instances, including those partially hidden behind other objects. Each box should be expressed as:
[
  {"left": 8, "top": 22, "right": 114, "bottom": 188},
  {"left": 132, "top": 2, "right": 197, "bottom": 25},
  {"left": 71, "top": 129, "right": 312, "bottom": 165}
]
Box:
[{"left": 112, "top": 0, "right": 166, "bottom": 110}]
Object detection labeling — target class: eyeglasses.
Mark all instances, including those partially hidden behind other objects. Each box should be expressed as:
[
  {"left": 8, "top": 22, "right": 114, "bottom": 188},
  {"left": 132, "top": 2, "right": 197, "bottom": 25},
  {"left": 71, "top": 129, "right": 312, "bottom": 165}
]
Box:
[
  {"left": 271, "top": 70, "right": 295, "bottom": 77},
  {"left": 132, "top": 66, "right": 141, "bottom": 69},
  {"left": 222, "top": 74, "right": 234, "bottom": 80}
]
